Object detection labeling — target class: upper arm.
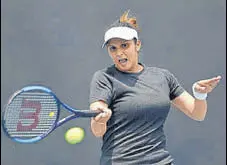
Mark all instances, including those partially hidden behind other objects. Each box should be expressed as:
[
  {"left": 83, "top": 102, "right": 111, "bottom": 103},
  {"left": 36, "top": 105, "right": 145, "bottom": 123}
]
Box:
[
  {"left": 89, "top": 71, "right": 113, "bottom": 106},
  {"left": 163, "top": 69, "right": 185, "bottom": 100},
  {"left": 171, "top": 91, "right": 195, "bottom": 118},
  {"left": 163, "top": 69, "right": 196, "bottom": 118}
]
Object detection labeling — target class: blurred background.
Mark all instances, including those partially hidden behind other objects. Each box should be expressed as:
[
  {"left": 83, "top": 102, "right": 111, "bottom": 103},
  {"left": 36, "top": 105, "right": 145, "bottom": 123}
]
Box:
[{"left": 1, "top": 0, "right": 226, "bottom": 165}]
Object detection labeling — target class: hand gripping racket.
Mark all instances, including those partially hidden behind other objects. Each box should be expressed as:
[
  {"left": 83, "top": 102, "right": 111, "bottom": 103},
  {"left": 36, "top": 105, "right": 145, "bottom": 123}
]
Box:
[{"left": 2, "top": 85, "right": 101, "bottom": 144}]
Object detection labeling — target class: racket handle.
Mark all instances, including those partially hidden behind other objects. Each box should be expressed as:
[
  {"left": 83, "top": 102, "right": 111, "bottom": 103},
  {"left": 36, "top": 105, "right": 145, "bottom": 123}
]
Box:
[{"left": 76, "top": 110, "right": 101, "bottom": 117}]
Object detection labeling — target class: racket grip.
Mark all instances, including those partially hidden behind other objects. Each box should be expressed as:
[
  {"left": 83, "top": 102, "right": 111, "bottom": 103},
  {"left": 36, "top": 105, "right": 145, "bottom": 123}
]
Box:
[{"left": 77, "top": 110, "right": 101, "bottom": 117}]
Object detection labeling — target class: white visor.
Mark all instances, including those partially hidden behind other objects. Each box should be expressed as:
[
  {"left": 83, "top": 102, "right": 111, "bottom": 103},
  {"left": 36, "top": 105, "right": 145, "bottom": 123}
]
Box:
[{"left": 102, "top": 27, "right": 138, "bottom": 48}]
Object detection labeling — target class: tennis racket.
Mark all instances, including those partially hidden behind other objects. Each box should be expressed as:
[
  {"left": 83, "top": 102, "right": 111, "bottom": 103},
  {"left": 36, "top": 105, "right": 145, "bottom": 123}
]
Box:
[{"left": 2, "top": 85, "right": 101, "bottom": 144}]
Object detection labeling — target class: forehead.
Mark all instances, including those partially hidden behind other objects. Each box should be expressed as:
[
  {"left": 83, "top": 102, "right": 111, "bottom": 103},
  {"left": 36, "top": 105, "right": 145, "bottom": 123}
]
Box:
[{"left": 107, "top": 38, "right": 132, "bottom": 45}]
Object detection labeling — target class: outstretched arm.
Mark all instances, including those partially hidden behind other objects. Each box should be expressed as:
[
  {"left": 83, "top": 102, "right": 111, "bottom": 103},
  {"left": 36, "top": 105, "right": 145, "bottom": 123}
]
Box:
[{"left": 171, "top": 76, "right": 221, "bottom": 121}]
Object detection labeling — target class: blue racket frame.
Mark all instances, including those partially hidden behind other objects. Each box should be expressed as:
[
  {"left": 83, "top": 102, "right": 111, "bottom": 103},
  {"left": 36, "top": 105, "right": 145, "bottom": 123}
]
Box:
[{"left": 2, "top": 85, "right": 99, "bottom": 144}]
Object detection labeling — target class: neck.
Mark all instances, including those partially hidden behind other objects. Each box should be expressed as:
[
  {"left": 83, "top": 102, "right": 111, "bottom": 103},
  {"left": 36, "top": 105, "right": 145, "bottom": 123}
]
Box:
[
  {"left": 136, "top": 63, "right": 144, "bottom": 73},
  {"left": 128, "top": 63, "right": 144, "bottom": 73}
]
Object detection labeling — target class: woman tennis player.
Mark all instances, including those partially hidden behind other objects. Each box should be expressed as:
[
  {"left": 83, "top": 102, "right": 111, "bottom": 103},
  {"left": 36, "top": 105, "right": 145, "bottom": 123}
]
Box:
[{"left": 89, "top": 10, "right": 221, "bottom": 165}]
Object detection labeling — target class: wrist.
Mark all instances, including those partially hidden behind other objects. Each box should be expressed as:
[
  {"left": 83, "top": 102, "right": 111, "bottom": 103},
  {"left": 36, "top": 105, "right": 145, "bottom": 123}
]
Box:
[
  {"left": 92, "top": 118, "right": 107, "bottom": 125},
  {"left": 192, "top": 83, "right": 207, "bottom": 100},
  {"left": 96, "top": 121, "right": 106, "bottom": 125},
  {"left": 91, "top": 119, "right": 107, "bottom": 137}
]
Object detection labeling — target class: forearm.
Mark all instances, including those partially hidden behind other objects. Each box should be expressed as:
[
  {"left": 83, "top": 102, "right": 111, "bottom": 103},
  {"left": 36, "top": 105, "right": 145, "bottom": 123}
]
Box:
[
  {"left": 90, "top": 118, "right": 107, "bottom": 137},
  {"left": 191, "top": 99, "right": 207, "bottom": 121},
  {"left": 172, "top": 91, "right": 208, "bottom": 121},
  {"left": 89, "top": 101, "right": 112, "bottom": 137}
]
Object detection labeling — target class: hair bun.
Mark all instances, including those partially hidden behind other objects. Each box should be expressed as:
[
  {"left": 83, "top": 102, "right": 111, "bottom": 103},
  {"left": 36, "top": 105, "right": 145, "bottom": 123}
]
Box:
[{"left": 119, "top": 10, "right": 139, "bottom": 30}]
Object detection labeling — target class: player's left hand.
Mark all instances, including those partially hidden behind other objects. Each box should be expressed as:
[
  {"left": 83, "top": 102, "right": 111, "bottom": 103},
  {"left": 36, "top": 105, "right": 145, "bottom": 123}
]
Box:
[{"left": 194, "top": 76, "right": 222, "bottom": 93}]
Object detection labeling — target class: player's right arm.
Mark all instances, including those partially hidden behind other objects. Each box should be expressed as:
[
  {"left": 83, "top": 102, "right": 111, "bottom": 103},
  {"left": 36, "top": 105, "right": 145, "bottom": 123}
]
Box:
[{"left": 90, "top": 100, "right": 112, "bottom": 137}]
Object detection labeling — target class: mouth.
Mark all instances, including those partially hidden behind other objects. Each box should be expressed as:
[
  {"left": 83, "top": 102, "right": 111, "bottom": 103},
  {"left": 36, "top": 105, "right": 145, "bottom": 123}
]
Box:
[{"left": 118, "top": 58, "right": 128, "bottom": 64}]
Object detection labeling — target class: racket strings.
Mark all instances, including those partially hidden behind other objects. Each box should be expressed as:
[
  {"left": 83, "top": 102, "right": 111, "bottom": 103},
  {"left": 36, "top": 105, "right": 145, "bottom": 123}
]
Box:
[{"left": 4, "top": 91, "right": 58, "bottom": 139}]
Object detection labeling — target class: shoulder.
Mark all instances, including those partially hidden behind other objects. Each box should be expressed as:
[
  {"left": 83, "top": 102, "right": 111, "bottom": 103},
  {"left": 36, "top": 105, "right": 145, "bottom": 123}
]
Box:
[
  {"left": 144, "top": 66, "right": 177, "bottom": 83},
  {"left": 93, "top": 65, "right": 115, "bottom": 77},
  {"left": 145, "top": 65, "right": 171, "bottom": 76},
  {"left": 91, "top": 65, "right": 116, "bottom": 83}
]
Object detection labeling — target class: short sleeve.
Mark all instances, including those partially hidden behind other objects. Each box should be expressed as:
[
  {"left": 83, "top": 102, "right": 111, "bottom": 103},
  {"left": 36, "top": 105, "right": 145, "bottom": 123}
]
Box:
[
  {"left": 164, "top": 69, "right": 185, "bottom": 100},
  {"left": 89, "top": 71, "right": 113, "bottom": 106}
]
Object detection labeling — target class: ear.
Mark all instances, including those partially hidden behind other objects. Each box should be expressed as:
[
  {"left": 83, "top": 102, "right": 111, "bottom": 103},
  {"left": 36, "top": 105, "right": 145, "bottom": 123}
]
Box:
[{"left": 136, "top": 40, "right": 141, "bottom": 52}]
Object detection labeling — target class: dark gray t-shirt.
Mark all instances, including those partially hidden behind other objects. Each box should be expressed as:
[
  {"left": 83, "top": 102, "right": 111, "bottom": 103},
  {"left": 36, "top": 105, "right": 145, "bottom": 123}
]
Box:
[{"left": 89, "top": 64, "right": 184, "bottom": 165}]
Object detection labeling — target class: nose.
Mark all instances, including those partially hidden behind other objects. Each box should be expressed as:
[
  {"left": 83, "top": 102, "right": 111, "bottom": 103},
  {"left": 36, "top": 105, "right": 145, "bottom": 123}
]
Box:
[
  {"left": 116, "top": 54, "right": 123, "bottom": 60},
  {"left": 116, "top": 48, "right": 124, "bottom": 57}
]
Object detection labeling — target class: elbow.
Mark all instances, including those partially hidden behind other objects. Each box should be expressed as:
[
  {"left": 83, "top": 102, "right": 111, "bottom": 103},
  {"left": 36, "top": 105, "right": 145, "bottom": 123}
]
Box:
[
  {"left": 194, "top": 117, "right": 205, "bottom": 122},
  {"left": 191, "top": 113, "right": 206, "bottom": 122},
  {"left": 91, "top": 131, "right": 104, "bottom": 138}
]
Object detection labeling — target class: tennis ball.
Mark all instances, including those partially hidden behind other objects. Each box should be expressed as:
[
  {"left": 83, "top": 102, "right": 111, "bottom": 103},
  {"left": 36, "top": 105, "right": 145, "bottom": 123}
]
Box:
[
  {"left": 65, "top": 127, "right": 85, "bottom": 144},
  {"left": 49, "top": 112, "right": 55, "bottom": 117}
]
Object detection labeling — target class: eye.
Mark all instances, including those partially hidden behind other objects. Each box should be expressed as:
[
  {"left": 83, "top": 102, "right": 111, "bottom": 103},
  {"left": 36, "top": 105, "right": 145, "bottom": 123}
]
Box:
[
  {"left": 108, "top": 46, "right": 117, "bottom": 52},
  {"left": 121, "top": 43, "right": 129, "bottom": 49}
]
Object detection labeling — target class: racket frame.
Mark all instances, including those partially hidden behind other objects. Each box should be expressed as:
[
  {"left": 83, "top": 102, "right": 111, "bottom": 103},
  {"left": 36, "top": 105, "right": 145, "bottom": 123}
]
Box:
[{"left": 2, "top": 85, "right": 94, "bottom": 143}]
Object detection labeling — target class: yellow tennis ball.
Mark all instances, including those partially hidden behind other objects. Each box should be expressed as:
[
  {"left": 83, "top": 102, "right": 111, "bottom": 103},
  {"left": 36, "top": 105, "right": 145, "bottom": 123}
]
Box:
[
  {"left": 49, "top": 112, "right": 55, "bottom": 117},
  {"left": 65, "top": 127, "right": 85, "bottom": 144}
]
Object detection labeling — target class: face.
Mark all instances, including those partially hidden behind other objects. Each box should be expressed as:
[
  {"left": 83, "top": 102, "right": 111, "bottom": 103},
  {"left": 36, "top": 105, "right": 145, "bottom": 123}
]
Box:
[{"left": 106, "top": 38, "right": 141, "bottom": 73}]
